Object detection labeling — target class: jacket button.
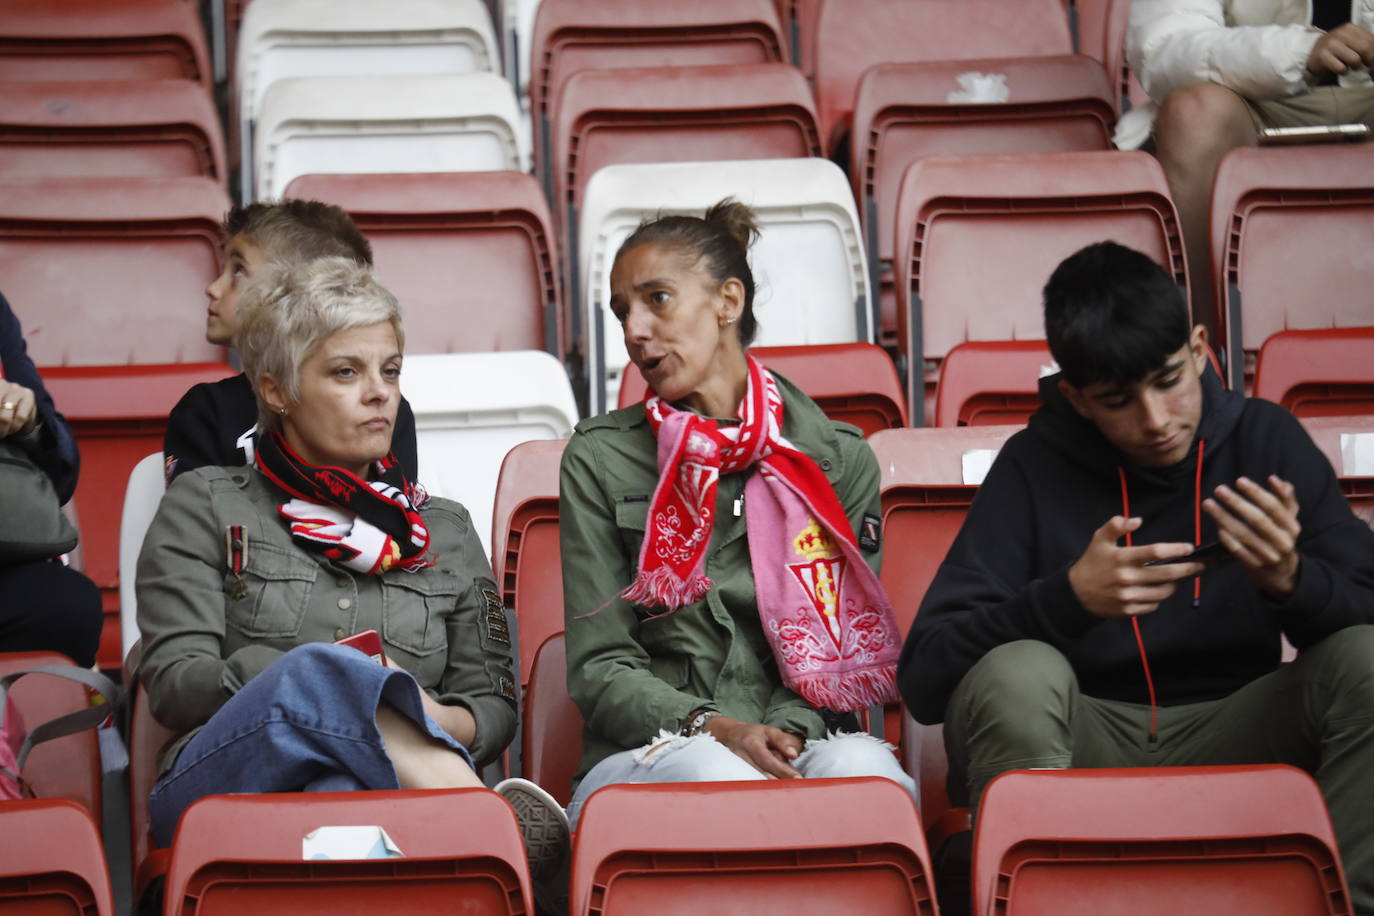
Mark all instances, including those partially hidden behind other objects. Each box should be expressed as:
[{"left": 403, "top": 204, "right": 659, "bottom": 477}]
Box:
[
  {"left": 335, "top": 578, "right": 349, "bottom": 588},
  {"left": 333, "top": 627, "right": 347, "bottom": 640},
  {"left": 338, "top": 598, "right": 352, "bottom": 610},
  {"left": 819, "top": 458, "right": 833, "bottom": 471}
]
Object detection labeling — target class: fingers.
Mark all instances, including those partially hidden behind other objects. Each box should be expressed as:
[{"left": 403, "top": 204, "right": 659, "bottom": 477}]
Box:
[
  {"left": 1203, "top": 477, "right": 1300, "bottom": 567},
  {"left": 1095, "top": 515, "right": 1142, "bottom": 546},
  {"left": 740, "top": 727, "right": 801, "bottom": 779},
  {"left": 0, "top": 383, "right": 36, "bottom": 439}
]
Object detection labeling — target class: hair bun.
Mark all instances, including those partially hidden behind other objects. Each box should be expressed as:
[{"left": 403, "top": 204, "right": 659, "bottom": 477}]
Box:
[{"left": 704, "top": 198, "right": 759, "bottom": 253}]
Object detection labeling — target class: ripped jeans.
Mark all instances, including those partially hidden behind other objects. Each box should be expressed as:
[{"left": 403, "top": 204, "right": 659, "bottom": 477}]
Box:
[{"left": 566, "top": 730, "right": 918, "bottom": 828}]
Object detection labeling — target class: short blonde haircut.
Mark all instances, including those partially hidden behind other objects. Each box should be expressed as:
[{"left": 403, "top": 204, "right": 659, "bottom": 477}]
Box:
[{"left": 235, "top": 257, "right": 404, "bottom": 432}]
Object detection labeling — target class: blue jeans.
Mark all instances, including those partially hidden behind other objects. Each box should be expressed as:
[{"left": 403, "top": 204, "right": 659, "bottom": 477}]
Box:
[
  {"left": 148, "top": 643, "right": 472, "bottom": 847},
  {"left": 567, "top": 730, "right": 918, "bottom": 828}
]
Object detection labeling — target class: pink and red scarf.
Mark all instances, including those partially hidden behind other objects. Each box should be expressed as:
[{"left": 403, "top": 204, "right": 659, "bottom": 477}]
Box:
[
  {"left": 256, "top": 429, "right": 431, "bottom": 575},
  {"left": 620, "top": 356, "right": 901, "bottom": 712}
]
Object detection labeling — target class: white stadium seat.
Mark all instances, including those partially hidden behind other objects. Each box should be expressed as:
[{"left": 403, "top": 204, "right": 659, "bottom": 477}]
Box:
[
  {"left": 254, "top": 72, "right": 526, "bottom": 199},
  {"left": 578, "top": 157, "right": 872, "bottom": 413},
  {"left": 236, "top": 0, "right": 500, "bottom": 200},
  {"left": 400, "top": 351, "right": 578, "bottom": 554}
]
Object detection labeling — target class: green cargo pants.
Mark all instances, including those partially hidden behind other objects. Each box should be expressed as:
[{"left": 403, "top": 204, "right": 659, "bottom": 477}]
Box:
[{"left": 945, "top": 625, "right": 1374, "bottom": 914}]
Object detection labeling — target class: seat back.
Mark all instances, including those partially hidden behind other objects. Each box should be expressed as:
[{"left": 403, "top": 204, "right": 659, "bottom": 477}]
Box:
[
  {"left": 1299, "top": 414, "right": 1374, "bottom": 530},
  {"left": 619, "top": 343, "right": 906, "bottom": 435},
  {"left": 1068, "top": 0, "right": 1132, "bottom": 110},
  {"left": 0, "top": 651, "right": 103, "bottom": 815},
  {"left": 851, "top": 55, "right": 1114, "bottom": 344},
  {"left": 43, "top": 363, "right": 237, "bottom": 670},
  {"left": 973, "top": 765, "right": 1352, "bottom": 916},
  {"left": 127, "top": 675, "right": 178, "bottom": 900},
  {"left": 813, "top": 0, "right": 1072, "bottom": 149},
  {"left": 163, "top": 789, "right": 533, "bottom": 915},
  {"left": 529, "top": 0, "right": 787, "bottom": 179},
  {"left": 254, "top": 72, "right": 525, "bottom": 200},
  {"left": 578, "top": 157, "right": 865, "bottom": 413},
  {"left": 1211, "top": 145, "right": 1374, "bottom": 390},
  {"left": 0, "top": 177, "right": 229, "bottom": 368},
  {"left": 118, "top": 453, "right": 167, "bottom": 660},
  {"left": 402, "top": 352, "right": 578, "bottom": 557},
  {"left": 894, "top": 150, "right": 1185, "bottom": 424},
  {"left": 0, "top": 798, "right": 114, "bottom": 916},
  {"left": 934, "top": 340, "right": 1056, "bottom": 427},
  {"left": 1254, "top": 327, "right": 1374, "bottom": 418},
  {"left": 235, "top": 0, "right": 499, "bottom": 200},
  {"left": 490, "top": 438, "right": 567, "bottom": 687},
  {"left": 869, "top": 426, "right": 1021, "bottom": 758},
  {"left": 0, "top": 0, "right": 211, "bottom": 84},
  {"left": 552, "top": 62, "right": 821, "bottom": 263},
  {"left": 0, "top": 79, "right": 226, "bottom": 183},
  {"left": 286, "top": 171, "right": 562, "bottom": 357},
  {"left": 522, "top": 633, "right": 583, "bottom": 806},
  {"left": 571, "top": 778, "right": 935, "bottom": 915}
]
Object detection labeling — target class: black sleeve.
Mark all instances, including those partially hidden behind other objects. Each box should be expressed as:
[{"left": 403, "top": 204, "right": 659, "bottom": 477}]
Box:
[
  {"left": 394, "top": 395, "right": 420, "bottom": 481},
  {"left": 164, "top": 384, "right": 235, "bottom": 485},
  {"left": 0, "top": 293, "right": 80, "bottom": 501},
  {"left": 896, "top": 443, "right": 1101, "bottom": 725},
  {"left": 1265, "top": 408, "right": 1374, "bottom": 646}
]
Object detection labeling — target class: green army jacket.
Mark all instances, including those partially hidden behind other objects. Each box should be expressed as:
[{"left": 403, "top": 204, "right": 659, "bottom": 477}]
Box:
[
  {"left": 560, "top": 374, "right": 884, "bottom": 782},
  {"left": 137, "top": 466, "right": 517, "bottom": 770}
]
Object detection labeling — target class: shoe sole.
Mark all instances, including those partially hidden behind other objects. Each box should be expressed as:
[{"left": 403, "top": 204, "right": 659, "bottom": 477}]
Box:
[{"left": 499, "top": 782, "right": 570, "bottom": 882}]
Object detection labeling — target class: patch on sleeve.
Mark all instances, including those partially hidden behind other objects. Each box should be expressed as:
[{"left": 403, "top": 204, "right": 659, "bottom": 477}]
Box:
[
  {"left": 163, "top": 453, "right": 179, "bottom": 485},
  {"left": 494, "top": 671, "right": 517, "bottom": 701},
  {"left": 859, "top": 513, "right": 881, "bottom": 553},
  {"left": 479, "top": 585, "right": 511, "bottom": 647}
]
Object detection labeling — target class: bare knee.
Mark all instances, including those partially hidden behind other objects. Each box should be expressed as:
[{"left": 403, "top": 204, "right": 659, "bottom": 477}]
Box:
[{"left": 1154, "top": 83, "right": 1256, "bottom": 165}]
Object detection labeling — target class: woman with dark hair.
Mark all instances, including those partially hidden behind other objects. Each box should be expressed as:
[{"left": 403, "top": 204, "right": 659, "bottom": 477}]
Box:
[{"left": 497, "top": 201, "right": 917, "bottom": 857}]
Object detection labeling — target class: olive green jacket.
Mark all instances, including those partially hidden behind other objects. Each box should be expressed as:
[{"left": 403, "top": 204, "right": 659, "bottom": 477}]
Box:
[
  {"left": 561, "top": 375, "right": 883, "bottom": 782},
  {"left": 137, "top": 466, "right": 517, "bottom": 770}
]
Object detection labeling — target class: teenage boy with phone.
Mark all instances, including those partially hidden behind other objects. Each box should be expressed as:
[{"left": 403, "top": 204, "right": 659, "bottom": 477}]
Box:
[{"left": 898, "top": 242, "right": 1374, "bottom": 910}]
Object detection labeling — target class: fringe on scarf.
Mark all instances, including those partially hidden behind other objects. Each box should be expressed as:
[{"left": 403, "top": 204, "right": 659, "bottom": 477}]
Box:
[
  {"left": 790, "top": 665, "right": 900, "bottom": 713},
  {"left": 618, "top": 566, "right": 712, "bottom": 615}
]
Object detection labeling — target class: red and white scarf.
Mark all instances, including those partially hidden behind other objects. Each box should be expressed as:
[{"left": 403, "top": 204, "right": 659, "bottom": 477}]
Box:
[
  {"left": 256, "top": 429, "right": 431, "bottom": 575},
  {"left": 620, "top": 356, "right": 901, "bottom": 711}
]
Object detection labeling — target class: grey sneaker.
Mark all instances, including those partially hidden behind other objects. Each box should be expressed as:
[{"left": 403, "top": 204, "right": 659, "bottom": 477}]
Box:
[{"left": 494, "top": 777, "right": 571, "bottom": 884}]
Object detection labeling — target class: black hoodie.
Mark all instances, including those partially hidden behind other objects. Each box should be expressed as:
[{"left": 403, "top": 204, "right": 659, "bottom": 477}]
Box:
[{"left": 898, "top": 365, "right": 1374, "bottom": 725}]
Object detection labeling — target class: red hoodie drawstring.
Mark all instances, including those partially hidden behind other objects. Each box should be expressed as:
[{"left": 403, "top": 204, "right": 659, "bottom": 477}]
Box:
[
  {"left": 1116, "top": 439, "right": 1207, "bottom": 743},
  {"left": 1117, "top": 467, "right": 1159, "bottom": 741}
]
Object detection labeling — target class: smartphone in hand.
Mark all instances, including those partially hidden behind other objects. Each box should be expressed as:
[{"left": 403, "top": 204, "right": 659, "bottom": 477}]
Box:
[
  {"left": 1144, "top": 541, "right": 1231, "bottom": 571},
  {"left": 335, "top": 629, "right": 384, "bottom": 664}
]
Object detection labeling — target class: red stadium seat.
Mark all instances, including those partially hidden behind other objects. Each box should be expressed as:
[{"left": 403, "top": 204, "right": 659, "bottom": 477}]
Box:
[
  {"left": 551, "top": 62, "right": 821, "bottom": 263},
  {"left": 1066, "top": 0, "right": 1132, "bottom": 111},
  {"left": 0, "top": 0, "right": 211, "bottom": 84},
  {"left": 0, "top": 176, "right": 229, "bottom": 367},
  {"left": 1209, "top": 145, "right": 1374, "bottom": 391},
  {"left": 529, "top": 0, "right": 787, "bottom": 182},
  {"left": 0, "top": 651, "right": 103, "bottom": 814},
  {"left": 490, "top": 438, "right": 567, "bottom": 690},
  {"left": 780, "top": 0, "right": 823, "bottom": 75},
  {"left": 869, "top": 426, "right": 1021, "bottom": 760},
  {"left": 570, "top": 778, "right": 935, "bottom": 916},
  {"left": 523, "top": 633, "right": 583, "bottom": 807},
  {"left": 285, "top": 171, "right": 564, "bottom": 357},
  {"left": 1299, "top": 414, "right": 1374, "bottom": 529},
  {"left": 162, "top": 789, "right": 534, "bottom": 915},
  {"left": 851, "top": 56, "right": 1114, "bottom": 345},
  {"left": 618, "top": 343, "right": 907, "bottom": 435},
  {"left": 0, "top": 798, "right": 114, "bottom": 915},
  {"left": 1254, "top": 327, "right": 1374, "bottom": 418},
  {"left": 43, "top": 363, "right": 237, "bottom": 670},
  {"left": 973, "top": 766, "right": 1352, "bottom": 916},
  {"left": 124, "top": 648, "right": 178, "bottom": 906},
  {"left": 812, "top": 0, "right": 1073, "bottom": 151},
  {"left": 0, "top": 80, "right": 226, "bottom": 183},
  {"left": 900, "top": 712, "right": 971, "bottom": 853},
  {"left": 934, "top": 340, "right": 1055, "bottom": 427},
  {"left": 893, "top": 150, "right": 1186, "bottom": 424}
]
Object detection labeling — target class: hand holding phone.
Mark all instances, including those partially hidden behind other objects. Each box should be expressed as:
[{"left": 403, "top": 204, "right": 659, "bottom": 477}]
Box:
[{"left": 1144, "top": 541, "right": 1231, "bottom": 571}]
